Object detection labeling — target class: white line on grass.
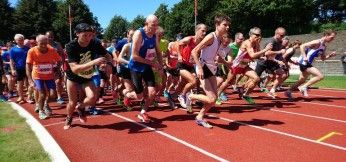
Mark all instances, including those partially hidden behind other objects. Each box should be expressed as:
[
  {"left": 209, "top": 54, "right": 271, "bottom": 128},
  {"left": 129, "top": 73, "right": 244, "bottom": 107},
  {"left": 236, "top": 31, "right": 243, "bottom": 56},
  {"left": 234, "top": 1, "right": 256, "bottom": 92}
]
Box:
[{"left": 10, "top": 102, "right": 70, "bottom": 162}]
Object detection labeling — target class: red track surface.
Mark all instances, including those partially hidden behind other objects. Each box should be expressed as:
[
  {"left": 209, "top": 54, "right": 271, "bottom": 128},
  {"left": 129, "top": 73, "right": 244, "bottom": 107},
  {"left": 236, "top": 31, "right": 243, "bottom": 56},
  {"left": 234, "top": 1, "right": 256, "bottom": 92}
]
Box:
[{"left": 14, "top": 88, "right": 346, "bottom": 162}]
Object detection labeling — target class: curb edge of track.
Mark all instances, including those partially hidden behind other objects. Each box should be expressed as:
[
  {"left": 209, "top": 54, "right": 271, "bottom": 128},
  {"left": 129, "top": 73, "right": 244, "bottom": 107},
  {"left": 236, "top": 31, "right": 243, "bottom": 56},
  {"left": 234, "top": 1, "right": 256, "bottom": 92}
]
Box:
[{"left": 9, "top": 102, "right": 70, "bottom": 162}]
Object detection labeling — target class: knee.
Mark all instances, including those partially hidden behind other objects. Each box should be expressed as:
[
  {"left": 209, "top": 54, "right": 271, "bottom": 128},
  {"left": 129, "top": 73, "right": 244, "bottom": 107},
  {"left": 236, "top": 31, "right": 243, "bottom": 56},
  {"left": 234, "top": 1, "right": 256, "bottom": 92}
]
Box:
[
  {"left": 207, "top": 95, "right": 217, "bottom": 105},
  {"left": 190, "top": 78, "right": 197, "bottom": 86},
  {"left": 253, "top": 76, "right": 260, "bottom": 83},
  {"left": 317, "top": 75, "right": 324, "bottom": 81}
]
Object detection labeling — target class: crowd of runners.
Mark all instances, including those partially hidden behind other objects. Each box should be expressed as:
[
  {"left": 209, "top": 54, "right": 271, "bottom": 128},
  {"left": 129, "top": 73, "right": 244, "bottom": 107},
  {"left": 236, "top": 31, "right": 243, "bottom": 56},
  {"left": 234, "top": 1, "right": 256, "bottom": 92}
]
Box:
[{"left": 0, "top": 14, "right": 338, "bottom": 129}]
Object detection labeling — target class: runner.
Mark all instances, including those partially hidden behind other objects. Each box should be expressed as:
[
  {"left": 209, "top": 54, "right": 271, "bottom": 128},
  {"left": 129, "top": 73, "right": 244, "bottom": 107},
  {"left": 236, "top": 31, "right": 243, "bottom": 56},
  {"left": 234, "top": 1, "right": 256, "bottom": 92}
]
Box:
[
  {"left": 215, "top": 33, "right": 232, "bottom": 105},
  {"left": 189, "top": 15, "right": 231, "bottom": 128},
  {"left": 176, "top": 23, "right": 207, "bottom": 112},
  {"left": 64, "top": 23, "right": 112, "bottom": 129},
  {"left": 46, "top": 31, "right": 65, "bottom": 105},
  {"left": 26, "top": 34, "right": 61, "bottom": 119},
  {"left": 127, "top": 15, "right": 163, "bottom": 123},
  {"left": 255, "top": 27, "right": 286, "bottom": 98},
  {"left": 9, "top": 34, "right": 30, "bottom": 104},
  {"left": 285, "top": 29, "right": 337, "bottom": 101}
]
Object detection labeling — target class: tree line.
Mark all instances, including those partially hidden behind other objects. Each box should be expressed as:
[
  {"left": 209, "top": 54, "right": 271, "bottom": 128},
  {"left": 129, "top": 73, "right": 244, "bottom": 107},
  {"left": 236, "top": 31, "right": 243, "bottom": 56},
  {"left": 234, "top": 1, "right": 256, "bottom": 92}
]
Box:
[{"left": 1, "top": 0, "right": 345, "bottom": 45}]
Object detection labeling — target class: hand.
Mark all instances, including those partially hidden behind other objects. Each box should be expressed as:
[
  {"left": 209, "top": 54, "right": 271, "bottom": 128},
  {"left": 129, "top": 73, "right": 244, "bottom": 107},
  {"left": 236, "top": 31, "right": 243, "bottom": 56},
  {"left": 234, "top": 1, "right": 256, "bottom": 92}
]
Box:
[
  {"left": 329, "top": 51, "right": 336, "bottom": 57},
  {"left": 280, "top": 49, "right": 286, "bottom": 55},
  {"left": 94, "top": 57, "right": 106, "bottom": 65},
  {"left": 178, "top": 55, "right": 183, "bottom": 62},
  {"left": 11, "top": 70, "right": 17, "bottom": 76},
  {"left": 196, "top": 65, "right": 204, "bottom": 80},
  {"left": 265, "top": 43, "right": 273, "bottom": 51},
  {"left": 278, "top": 61, "right": 285, "bottom": 66}
]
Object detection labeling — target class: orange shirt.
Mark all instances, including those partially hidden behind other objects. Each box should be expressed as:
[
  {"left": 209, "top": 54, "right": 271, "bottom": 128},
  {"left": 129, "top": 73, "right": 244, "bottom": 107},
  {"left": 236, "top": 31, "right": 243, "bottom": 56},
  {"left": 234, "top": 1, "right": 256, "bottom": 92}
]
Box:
[{"left": 26, "top": 46, "right": 61, "bottom": 80}]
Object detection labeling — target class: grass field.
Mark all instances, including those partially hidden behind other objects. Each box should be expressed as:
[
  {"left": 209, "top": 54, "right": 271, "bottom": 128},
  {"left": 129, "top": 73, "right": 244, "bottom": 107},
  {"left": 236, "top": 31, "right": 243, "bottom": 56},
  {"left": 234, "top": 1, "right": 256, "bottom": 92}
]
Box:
[
  {"left": 0, "top": 103, "right": 50, "bottom": 162},
  {"left": 285, "top": 75, "right": 346, "bottom": 89}
]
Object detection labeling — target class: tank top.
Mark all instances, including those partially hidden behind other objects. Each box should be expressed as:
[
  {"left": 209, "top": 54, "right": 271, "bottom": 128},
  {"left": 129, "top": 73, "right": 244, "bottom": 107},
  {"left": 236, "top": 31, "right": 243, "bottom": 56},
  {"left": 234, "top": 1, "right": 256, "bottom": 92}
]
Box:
[
  {"left": 199, "top": 32, "right": 221, "bottom": 75},
  {"left": 128, "top": 28, "right": 156, "bottom": 72},
  {"left": 232, "top": 49, "right": 252, "bottom": 68},
  {"left": 180, "top": 36, "right": 197, "bottom": 66},
  {"left": 298, "top": 39, "right": 325, "bottom": 65}
]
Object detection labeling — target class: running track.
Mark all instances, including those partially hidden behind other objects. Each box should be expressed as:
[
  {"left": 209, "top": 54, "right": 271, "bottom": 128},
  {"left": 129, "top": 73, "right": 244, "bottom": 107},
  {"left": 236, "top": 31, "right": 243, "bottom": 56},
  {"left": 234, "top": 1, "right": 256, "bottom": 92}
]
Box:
[{"left": 13, "top": 88, "right": 346, "bottom": 162}]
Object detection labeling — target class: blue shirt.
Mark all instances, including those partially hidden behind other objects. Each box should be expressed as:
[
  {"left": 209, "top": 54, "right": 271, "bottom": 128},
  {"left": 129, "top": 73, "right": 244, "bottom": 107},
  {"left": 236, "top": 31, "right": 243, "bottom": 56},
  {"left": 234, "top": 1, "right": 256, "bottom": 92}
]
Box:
[
  {"left": 128, "top": 28, "right": 156, "bottom": 72},
  {"left": 1, "top": 51, "right": 11, "bottom": 70},
  {"left": 9, "top": 45, "right": 30, "bottom": 69},
  {"left": 115, "top": 38, "right": 128, "bottom": 52}
]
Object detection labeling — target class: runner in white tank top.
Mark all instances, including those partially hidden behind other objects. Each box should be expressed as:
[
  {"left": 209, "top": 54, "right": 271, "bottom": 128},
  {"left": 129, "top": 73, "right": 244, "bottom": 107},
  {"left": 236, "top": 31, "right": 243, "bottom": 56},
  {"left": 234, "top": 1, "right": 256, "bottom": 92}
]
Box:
[{"left": 188, "top": 15, "right": 231, "bottom": 129}]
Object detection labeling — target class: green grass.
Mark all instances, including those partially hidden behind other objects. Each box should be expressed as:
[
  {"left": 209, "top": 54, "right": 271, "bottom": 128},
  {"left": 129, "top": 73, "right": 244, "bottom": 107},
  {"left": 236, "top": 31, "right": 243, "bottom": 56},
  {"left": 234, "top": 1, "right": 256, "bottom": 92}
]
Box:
[
  {"left": 285, "top": 75, "right": 346, "bottom": 89},
  {"left": 0, "top": 103, "right": 50, "bottom": 162}
]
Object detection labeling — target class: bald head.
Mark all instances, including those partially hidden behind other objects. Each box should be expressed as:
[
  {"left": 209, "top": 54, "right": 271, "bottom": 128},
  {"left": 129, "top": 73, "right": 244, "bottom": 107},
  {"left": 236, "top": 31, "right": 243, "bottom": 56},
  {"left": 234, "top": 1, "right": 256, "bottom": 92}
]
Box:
[
  {"left": 36, "top": 34, "right": 48, "bottom": 43},
  {"left": 145, "top": 14, "right": 159, "bottom": 35},
  {"left": 274, "top": 27, "right": 286, "bottom": 40},
  {"left": 146, "top": 14, "right": 158, "bottom": 23}
]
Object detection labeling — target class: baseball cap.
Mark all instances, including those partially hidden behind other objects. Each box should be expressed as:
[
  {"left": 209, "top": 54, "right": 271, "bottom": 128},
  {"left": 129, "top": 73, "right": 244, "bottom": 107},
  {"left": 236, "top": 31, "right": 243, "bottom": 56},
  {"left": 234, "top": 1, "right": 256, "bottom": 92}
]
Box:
[{"left": 74, "top": 23, "right": 93, "bottom": 33}]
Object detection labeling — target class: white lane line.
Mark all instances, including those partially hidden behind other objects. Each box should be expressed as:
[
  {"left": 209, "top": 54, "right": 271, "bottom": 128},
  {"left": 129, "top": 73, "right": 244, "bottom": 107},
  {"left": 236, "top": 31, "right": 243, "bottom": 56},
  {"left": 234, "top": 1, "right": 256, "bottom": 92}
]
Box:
[
  {"left": 270, "top": 109, "right": 346, "bottom": 123},
  {"left": 109, "top": 112, "right": 229, "bottom": 162},
  {"left": 302, "top": 102, "right": 346, "bottom": 109},
  {"left": 316, "top": 89, "right": 346, "bottom": 93},
  {"left": 206, "top": 114, "right": 346, "bottom": 151},
  {"left": 10, "top": 102, "right": 70, "bottom": 162},
  {"left": 44, "top": 116, "right": 100, "bottom": 127}
]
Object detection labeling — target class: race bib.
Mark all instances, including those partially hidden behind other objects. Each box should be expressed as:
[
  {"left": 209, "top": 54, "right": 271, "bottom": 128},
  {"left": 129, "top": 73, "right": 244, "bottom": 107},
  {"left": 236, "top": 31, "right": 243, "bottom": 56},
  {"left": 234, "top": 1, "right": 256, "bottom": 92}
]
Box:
[
  {"left": 78, "top": 67, "right": 95, "bottom": 79},
  {"left": 145, "top": 48, "right": 156, "bottom": 61},
  {"left": 36, "top": 64, "right": 53, "bottom": 75}
]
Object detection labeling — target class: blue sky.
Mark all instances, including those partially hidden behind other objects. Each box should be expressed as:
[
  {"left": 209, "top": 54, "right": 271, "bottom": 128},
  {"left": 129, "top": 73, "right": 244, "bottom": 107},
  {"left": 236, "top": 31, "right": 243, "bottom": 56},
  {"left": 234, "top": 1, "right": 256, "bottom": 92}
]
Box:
[{"left": 9, "top": 0, "right": 181, "bottom": 29}]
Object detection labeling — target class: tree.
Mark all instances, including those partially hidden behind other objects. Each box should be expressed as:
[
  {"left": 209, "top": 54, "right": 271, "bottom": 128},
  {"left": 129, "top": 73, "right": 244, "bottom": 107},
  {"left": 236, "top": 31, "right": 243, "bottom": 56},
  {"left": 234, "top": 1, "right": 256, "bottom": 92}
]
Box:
[
  {"left": 129, "top": 15, "right": 145, "bottom": 30},
  {"left": 0, "top": 0, "right": 14, "bottom": 41},
  {"left": 52, "top": 0, "right": 100, "bottom": 45},
  {"left": 103, "top": 15, "right": 128, "bottom": 41},
  {"left": 13, "top": 0, "right": 57, "bottom": 39},
  {"left": 317, "top": 0, "right": 346, "bottom": 23},
  {"left": 154, "top": 4, "right": 170, "bottom": 31}
]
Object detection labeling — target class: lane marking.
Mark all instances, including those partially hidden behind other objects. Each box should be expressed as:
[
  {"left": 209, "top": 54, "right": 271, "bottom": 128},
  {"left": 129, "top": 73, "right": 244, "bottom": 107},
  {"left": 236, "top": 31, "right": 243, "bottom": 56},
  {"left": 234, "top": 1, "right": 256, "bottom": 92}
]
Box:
[
  {"left": 302, "top": 102, "right": 346, "bottom": 109},
  {"left": 205, "top": 114, "right": 346, "bottom": 151},
  {"left": 270, "top": 109, "right": 346, "bottom": 123},
  {"left": 315, "top": 89, "right": 346, "bottom": 93},
  {"left": 44, "top": 116, "right": 100, "bottom": 127},
  {"left": 10, "top": 102, "right": 70, "bottom": 162},
  {"left": 108, "top": 112, "right": 229, "bottom": 162},
  {"left": 317, "top": 132, "right": 343, "bottom": 142}
]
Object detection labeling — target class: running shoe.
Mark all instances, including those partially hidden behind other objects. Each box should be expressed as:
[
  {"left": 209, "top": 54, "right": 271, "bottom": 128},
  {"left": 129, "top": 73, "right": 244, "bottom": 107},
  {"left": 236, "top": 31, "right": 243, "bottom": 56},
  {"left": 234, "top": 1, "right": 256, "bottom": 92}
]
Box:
[
  {"left": 242, "top": 95, "right": 255, "bottom": 105},
  {"left": 137, "top": 113, "right": 151, "bottom": 123},
  {"left": 298, "top": 86, "right": 309, "bottom": 97},
  {"left": 63, "top": 116, "right": 73, "bottom": 130},
  {"left": 260, "top": 87, "right": 269, "bottom": 93},
  {"left": 77, "top": 108, "right": 87, "bottom": 123},
  {"left": 34, "top": 104, "right": 39, "bottom": 113},
  {"left": 284, "top": 90, "right": 293, "bottom": 102},
  {"left": 89, "top": 106, "right": 103, "bottom": 115},
  {"left": 163, "top": 90, "right": 169, "bottom": 98},
  {"left": 56, "top": 97, "right": 64, "bottom": 104},
  {"left": 215, "top": 98, "right": 222, "bottom": 105},
  {"left": 27, "top": 98, "right": 35, "bottom": 104},
  {"left": 196, "top": 119, "right": 213, "bottom": 129},
  {"left": 97, "top": 98, "right": 104, "bottom": 104},
  {"left": 38, "top": 110, "right": 48, "bottom": 120},
  {"left": 219, "top": 92, "right": 228, "bottom": 101},
  {"left": 44, "top": 104, "right": 52, "bottom": 117},
  {"left": 186, "top": 92, "right": 193, "bottom": 113},
  {"left": 0, "top": 95, "right": 7, "bottom": 102},
  {"left": 237, "top": 87, "right": 244, "bottom": 98},
  {"left": 116, "top": 98, "right": 123, "bottom": 106},
  {"left": 178, "top": 95, "right": 187, "bottom": 108},
  {"left": 266, "top": 91, "right": 276, "bottom": 99}
]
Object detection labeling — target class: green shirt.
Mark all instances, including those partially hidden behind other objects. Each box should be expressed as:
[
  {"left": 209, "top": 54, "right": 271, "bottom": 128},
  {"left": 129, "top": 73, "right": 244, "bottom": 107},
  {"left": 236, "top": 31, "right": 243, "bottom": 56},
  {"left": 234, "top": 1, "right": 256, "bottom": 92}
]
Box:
[{"left": 229, "top": 42, "right": 240, "bottom": 59}]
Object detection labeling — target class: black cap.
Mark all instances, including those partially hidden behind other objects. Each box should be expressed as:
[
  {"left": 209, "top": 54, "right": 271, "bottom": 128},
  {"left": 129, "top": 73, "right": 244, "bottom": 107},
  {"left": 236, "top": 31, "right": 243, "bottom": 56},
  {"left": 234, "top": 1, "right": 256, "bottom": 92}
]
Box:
[{"left": 74, "top": 23, "right": 93, "bottom": 33}]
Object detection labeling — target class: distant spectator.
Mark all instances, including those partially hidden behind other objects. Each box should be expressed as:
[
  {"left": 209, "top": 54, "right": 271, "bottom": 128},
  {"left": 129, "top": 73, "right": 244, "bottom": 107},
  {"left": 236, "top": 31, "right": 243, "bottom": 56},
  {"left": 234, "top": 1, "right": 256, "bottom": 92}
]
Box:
[{"left": 341, "top": 52, "right": 346, "bottom": 63}]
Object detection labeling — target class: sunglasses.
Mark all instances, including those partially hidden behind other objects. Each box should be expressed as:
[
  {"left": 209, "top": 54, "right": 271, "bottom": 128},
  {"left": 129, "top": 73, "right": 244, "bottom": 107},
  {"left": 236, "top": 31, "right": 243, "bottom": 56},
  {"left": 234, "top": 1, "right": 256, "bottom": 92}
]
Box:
[{"left": 252, "top": 33, "right": 261, "bottom": 37}]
